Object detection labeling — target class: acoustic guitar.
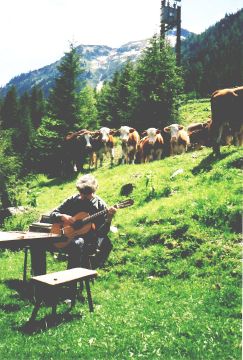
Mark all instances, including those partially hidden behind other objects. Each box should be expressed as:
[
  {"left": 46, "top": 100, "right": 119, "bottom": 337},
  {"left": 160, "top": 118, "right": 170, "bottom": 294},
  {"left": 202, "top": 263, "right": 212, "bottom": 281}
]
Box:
[{"left": 51, "top": 199, "right": 134, "bottom": 249}]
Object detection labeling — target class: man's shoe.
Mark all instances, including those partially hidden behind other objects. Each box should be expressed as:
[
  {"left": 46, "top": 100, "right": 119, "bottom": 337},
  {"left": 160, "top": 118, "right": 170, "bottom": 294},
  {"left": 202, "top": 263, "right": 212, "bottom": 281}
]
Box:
[{"left": 64, "top": 299, "right": 72, "bottom": 308}]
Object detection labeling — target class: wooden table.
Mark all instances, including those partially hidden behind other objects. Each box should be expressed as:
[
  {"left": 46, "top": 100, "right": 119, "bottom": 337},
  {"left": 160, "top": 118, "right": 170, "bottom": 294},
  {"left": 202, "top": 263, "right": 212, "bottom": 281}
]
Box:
[
  {"left": 0, "top": 231, "right": 63, "bottom": 249},
  {"left": 0, "top": 231, "right": 65, "bottom": 279}
]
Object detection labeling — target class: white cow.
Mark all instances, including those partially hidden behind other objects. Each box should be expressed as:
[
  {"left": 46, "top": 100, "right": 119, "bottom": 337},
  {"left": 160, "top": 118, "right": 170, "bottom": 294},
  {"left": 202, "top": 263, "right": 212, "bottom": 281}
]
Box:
[
  {"left": 91, "top": 127, "right": 115, "bottom": 167},
  {"left": 118, "top": 126, "right": 140, "bottom": 164}
]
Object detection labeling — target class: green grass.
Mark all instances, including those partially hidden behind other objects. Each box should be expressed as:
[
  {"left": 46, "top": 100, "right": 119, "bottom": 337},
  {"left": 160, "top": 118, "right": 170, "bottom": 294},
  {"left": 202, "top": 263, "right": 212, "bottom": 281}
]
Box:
[
  {"left": 179, "top": 98, "right": 211, "bottom": 126},
  {"left": 0, "top": 140, "right": 242, "bottom": 359}
]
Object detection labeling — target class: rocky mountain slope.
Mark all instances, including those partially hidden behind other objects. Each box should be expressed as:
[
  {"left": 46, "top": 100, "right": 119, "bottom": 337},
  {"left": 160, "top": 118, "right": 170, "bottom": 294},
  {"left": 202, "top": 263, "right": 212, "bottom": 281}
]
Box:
[{"left": 0, "top": 29, "right": 192, "bottom": 97}]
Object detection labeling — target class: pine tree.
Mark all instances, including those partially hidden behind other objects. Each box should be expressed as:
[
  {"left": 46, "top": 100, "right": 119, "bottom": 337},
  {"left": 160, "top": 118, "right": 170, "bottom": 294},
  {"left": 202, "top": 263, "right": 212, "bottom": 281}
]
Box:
[
  {"left": 48, "top": 43, "right": 85, "bottom": 131},
  {"left": 181, "top": 9, "right": 243, "bottom": 96},
  {"left": 7, "top": 92, "right": 34, "bottom": 173},
  {"left": 30, "top": 86, "right": 46, "bottom": 128},
  {"left": 131, "top": 36, "right": 183, "bottom": 131},
  {"left": 0, "top": 129, "right": 22, "bottom": 207},
  {"left": 96, "top": 81, "right": 116, "bottom": 127},
  {"left": 1, "top": 86, "right": 19, "bottom": 129},
  {"left": 97, "top": 36, "right": 183, "bottom": 132},
  {"left": 97, "top": 62, "right": 135, "bottom": 129},
  {"left": 116, "top": 62, "right": 135, "bottom": 127},
  {"left": 78, "top": 85, "right": 99, "bottom": 130},
  {"left": 0, "top": 97, "right": 3, "bottom": 126},
  {"left": 32, "top": 116, "right": 66, "bottom": 176}
]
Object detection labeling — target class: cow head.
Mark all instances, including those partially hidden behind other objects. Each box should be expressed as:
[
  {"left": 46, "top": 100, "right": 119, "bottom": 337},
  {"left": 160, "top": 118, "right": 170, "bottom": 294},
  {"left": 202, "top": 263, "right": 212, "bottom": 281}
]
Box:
[
  {"left": 119, "top": 126, "right": 135, "bottom": 143},
  {"left": 96, "top": 127, "right": 111, "bottom": 143},
  {"left": 164, "top": 124, "right": 184, "bottom": 141},
  {"left": 65, "top": 129, "right": 87, "bottom": 141},
  {"left": 187, "top": 123, "right": 204, "bottom": 133},
  {"left": 142, "top": 128, "right": 161, "bottom": 144},
  {"left": 65, "top": 132, "right": 75, "bottom": 141},
  {"left": 76, "top": 130, "right": 93, "bottom": 149}
]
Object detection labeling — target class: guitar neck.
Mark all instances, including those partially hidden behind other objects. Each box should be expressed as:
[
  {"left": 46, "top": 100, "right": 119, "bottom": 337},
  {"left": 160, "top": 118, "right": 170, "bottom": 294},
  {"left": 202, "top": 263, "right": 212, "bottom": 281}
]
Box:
[
  {"left": 83, "top": 208, "right": 108, "bottom": 224},
  {"left": 72, "top": 200, "right": 132, "bottom": 229}
]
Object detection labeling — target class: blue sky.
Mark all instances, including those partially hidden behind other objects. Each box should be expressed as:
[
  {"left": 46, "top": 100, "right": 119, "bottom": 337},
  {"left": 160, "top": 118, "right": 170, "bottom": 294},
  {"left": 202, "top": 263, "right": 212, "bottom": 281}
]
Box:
[{"left": 0, "top": 0, "right": 242, "bottom": 87}]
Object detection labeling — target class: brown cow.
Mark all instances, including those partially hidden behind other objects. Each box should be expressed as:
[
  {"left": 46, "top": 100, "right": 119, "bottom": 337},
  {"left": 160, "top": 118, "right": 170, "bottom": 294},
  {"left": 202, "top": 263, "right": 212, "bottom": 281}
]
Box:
[
  {"left": 62, "top": 129, "right": 88, "bottom": 173},
  {"left": 187, "top": 120, "right": 211, "bottom": 150},
  {"left": 90, "top": 127, "right": 115, "bottom": 168},
  {"left": 138, "top": 128, "right": 164, "bottom": 163},
  {"left": 117, "top": 126, "right": 140, "bottom": 164},
  {"left": 163, "top": 124, "right": 190, "bottom": 155},
  {"left": 210, "top": 86, "right": 243, "bottom": 154}
]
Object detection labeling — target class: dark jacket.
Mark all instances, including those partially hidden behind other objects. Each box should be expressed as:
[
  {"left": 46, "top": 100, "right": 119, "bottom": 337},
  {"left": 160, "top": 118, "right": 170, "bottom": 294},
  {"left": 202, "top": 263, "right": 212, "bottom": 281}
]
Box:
[{"left": 49, "top": 194, "right": 111, "bottom": 238}]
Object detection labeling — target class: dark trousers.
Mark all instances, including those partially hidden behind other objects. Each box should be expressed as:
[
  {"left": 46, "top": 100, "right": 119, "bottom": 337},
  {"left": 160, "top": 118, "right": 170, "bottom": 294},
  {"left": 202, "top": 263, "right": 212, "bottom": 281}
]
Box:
[
  {"left": 67, "top": 235, "right": 113, "bottom": 270},
  {"left": 95, "top": 236, "right": 113, "bottom": 268},
  {"left": 30, "top": 235, "right": 113, "bottom": 276}
]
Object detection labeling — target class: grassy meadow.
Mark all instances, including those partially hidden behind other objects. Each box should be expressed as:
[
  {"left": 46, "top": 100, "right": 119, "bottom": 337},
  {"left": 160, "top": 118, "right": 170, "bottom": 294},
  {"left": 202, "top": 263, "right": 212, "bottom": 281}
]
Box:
[{"left": 0, "top": 100, "right": 242, "bottom": 359}]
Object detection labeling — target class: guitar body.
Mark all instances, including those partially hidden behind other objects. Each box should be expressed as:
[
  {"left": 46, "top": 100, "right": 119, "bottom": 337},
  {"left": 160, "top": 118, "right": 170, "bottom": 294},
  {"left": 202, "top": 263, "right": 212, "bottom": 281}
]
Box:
[
  {"left": 50, "top": 199, "right": 134, "bottom": 250},
  {"left": 51, "top": 211, "right": 95, "bottom": 249}
]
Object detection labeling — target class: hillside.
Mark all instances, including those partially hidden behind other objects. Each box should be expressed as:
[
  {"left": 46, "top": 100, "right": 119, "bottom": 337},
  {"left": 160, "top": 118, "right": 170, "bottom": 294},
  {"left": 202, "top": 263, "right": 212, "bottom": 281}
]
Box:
[
  {"left": 0, "top": 143, "right": 241, "bottom": 359},
  {"left": 181, "top": 9, "right": 243, "bottom": 96}
]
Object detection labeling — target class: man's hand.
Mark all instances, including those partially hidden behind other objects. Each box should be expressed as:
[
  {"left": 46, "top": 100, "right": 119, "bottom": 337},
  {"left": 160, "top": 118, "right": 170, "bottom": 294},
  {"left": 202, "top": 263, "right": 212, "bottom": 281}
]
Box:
[
  {"left": 107, "top": 206, "right": 117, "bottom": 221},
  {"left": 60, "top": 214, "right": 74, "bottom": 224}
]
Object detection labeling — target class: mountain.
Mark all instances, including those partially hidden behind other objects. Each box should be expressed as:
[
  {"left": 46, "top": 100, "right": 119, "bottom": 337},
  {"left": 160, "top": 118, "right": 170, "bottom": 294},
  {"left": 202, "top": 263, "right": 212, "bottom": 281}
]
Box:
[{"left": 0, "top": 29, "right": 192, "bottom": 98}]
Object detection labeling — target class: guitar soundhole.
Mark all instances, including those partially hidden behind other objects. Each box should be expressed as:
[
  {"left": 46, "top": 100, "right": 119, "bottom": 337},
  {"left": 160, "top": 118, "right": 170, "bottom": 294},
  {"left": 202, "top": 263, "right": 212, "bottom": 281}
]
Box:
[{"left": 72, "top": 220, "right": 85, "bottom": 230}]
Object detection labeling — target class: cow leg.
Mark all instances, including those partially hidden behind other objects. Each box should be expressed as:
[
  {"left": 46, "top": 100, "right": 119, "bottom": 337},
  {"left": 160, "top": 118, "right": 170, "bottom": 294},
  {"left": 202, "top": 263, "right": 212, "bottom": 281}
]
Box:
[
  {"left": 148, "top": 152, "right": 153, "bottom": 162},
  {"left": 170, "top": 144, "right": 174, "bottom": 156},
  {"left": 100, "top": 154, "right": 103, "bottom": 167},
  {"left": 178, "top": 144, "right": 185, "bottom": 154},
  {"left": 130, "top": 153, "right": 135, "bottom": 164},
  {"left": 126, "top": 151, "right": 130, "bottom": 164},
  {"left": 89, "top": 153, "right": 94, "bottom": 169},
  {"left": 156, "top": 149, "right": 163, "bottom": 160},
  {"left": 233, "top": 133, "right": 239, "bottom": 146},
  {"left": 237, "top": 131, "right": 243, "bottom": 146},
  {"left": 110, "top": 148, "right": 114, "bottom": 166},
  {"left": 121, "top": 155, "right": 125, "bottom": 165},
  {"left": 95, "top": 156, "right": 98, "bottom": 169},
  {"left": 211, "top": 124, "right": 223, "bottom": 155},
  {"left": 121, "top": 149, "right": 128, "bottom": 164},
  {"left": 213, "top": 143, "right": 220, "bottom": 154},
  {"left": 121, "top": 144, "right": 126, "bottom": 164},
  {"left": 76, "top": 163, "right": 83, "bottom": 172},
  {"left": 75, "top": 156, "right": 84, "bottom": 172},
  {"left": 128, "top": 149, "right": 135, "bottom": 164}
]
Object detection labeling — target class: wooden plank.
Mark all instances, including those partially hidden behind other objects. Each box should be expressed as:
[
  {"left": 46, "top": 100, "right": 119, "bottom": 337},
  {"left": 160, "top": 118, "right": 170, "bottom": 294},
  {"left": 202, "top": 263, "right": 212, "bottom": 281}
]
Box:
[
  {"left": 0, "top": 231, "right": 63, "bottom": 249},
  {"left": 31, "top": 267, "right": 98, "bottom": 286}
]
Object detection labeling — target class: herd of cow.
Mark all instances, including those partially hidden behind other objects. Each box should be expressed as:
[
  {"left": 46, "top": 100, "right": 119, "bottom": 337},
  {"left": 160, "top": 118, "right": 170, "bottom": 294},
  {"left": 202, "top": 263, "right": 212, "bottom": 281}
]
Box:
[{"left": 63, "top": 86, "right": 243, "bottom": 171}]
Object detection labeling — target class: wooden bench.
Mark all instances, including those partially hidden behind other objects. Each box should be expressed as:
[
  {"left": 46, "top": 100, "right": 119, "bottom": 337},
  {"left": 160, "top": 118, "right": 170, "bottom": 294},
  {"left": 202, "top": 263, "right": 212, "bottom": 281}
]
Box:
[{"left": 29, "top": 267, "right": 98, "bottom": 322}]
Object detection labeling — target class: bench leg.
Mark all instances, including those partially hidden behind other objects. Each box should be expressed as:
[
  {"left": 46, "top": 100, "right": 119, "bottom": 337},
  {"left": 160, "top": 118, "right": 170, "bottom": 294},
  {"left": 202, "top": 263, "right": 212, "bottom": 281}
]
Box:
[
  {"left": 70, "top": 282, "right": 77, "bottom": 308},
  {"left": 29, "top": 301, "right": 42, "bottom": 322},
  {"left": 85, "top": 280, "right": 94, "bottom": 312}
]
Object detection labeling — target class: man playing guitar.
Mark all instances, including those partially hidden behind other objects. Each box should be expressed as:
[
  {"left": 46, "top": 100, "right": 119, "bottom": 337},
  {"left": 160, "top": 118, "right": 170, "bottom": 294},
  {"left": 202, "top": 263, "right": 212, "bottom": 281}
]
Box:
[{"left": 49, "top": 174, "right": 117, "bottom": 270}]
